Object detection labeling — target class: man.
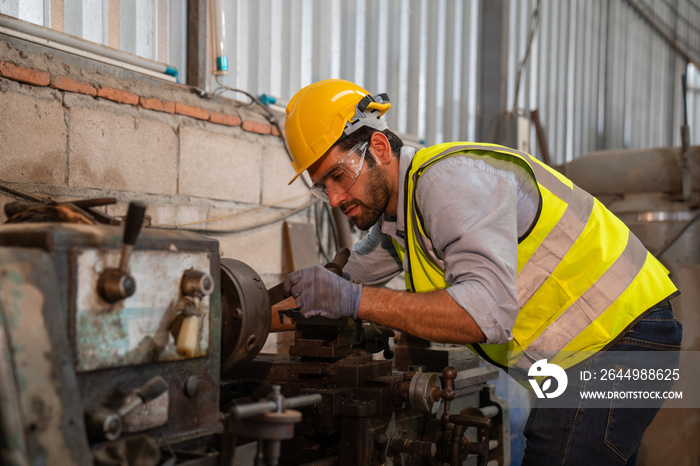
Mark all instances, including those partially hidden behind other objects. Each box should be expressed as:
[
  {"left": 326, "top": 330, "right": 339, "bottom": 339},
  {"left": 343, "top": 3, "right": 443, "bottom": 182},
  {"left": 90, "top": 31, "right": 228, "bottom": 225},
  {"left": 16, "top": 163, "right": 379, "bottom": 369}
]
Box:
[{"left": 282, "top": 79, "right": 682, "bottom": 465}]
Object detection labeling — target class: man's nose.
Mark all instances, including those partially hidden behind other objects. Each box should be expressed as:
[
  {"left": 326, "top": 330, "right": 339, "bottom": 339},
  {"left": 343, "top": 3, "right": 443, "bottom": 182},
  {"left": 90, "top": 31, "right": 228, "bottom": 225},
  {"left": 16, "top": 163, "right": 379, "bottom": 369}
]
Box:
[{"left": 327, "top": 191, "right": 346, "bottom": 208}]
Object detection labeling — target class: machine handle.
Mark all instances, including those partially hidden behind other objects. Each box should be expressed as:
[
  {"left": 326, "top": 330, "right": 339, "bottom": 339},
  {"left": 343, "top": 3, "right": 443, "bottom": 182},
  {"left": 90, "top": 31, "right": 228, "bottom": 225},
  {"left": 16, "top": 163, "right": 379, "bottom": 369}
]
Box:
[
  {"left": 123, "top": 201, "right": 146, "bottom": 246},
  {"left": 231, "top": 393, "right": 322, "bottom": 420},
  {"left": 136, "top": 375, "right": 169, "bottom": 403}
]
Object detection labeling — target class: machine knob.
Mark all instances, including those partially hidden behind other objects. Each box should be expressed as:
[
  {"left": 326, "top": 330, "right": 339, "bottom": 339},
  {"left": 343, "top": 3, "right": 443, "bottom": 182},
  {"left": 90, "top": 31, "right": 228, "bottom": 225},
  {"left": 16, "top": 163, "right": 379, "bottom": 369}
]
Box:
[
  {"left": 181, "top": 269, "right": 214, "bottom": 297},
  {"left": 98, "top": 270, "right": 136, "bottom": 303}
]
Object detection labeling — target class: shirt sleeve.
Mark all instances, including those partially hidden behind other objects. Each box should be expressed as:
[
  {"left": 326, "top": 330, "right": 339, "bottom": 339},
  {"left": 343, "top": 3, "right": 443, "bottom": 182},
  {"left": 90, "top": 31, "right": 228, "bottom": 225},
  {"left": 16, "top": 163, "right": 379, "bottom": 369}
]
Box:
[
  {"left": 343, "top": 223, "right": 404, "bottom": 286},
  {"left": 415, "top": 155, "right": 521, "bottom": 345}
]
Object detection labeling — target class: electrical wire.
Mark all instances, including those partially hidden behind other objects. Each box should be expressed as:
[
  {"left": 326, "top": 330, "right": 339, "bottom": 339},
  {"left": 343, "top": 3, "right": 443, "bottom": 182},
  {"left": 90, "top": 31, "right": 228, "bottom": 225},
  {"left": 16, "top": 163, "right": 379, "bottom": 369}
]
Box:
[
  {"left": 211, "top": 76, "right": 313, "bottom": 189},
  {"left": 172, "top": 193, "right": 314, "bottom": 228},
  {"left": 150, "top": 197, "right": 317, "bottom": 236},
  {"left": 314, "top": 202, "right": 339, "bottom": 264}
]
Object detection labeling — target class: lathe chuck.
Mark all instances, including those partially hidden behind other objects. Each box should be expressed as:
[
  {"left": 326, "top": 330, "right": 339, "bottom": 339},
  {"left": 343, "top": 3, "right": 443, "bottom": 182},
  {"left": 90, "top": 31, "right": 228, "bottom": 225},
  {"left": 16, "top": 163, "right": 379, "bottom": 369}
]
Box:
[{"left": 220, "top": 258, "right": 271, "bottom": 375}]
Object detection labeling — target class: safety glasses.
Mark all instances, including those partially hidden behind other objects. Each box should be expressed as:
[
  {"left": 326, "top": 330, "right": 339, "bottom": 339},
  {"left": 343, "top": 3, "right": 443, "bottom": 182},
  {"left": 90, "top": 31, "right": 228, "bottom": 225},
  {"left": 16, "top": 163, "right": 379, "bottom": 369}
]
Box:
[{"left": 310, "top": 142, "right": 368, "bottom": 202}]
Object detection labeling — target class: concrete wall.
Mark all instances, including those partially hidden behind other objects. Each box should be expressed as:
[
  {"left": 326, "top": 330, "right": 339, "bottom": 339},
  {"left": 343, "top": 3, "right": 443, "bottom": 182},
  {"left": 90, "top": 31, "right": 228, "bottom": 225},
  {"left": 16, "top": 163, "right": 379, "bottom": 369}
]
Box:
[{"left": 0, "top": 34, "right": 314, "bottom": 290}]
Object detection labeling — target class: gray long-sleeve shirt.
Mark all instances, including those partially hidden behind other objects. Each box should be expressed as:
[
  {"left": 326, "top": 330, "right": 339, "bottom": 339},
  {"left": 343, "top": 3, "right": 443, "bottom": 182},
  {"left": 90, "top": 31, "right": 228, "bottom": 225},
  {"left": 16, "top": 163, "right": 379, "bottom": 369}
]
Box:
[{"left": 343, "top": 145, "right": 539, "bottom": 345}]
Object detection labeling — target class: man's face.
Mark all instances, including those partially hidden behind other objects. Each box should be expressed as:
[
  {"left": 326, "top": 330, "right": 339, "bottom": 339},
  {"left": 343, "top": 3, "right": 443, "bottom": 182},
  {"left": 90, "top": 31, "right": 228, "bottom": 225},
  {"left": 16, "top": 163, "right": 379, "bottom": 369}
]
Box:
[{"left": 308, "top": 143, "right": 391, "bottom": 231}]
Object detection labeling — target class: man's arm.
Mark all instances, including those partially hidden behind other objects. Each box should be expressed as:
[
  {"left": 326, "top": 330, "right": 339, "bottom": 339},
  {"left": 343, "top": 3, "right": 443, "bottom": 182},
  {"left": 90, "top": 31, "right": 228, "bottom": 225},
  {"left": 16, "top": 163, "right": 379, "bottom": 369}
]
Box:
[
  {"left": 413, "top": 155, "right": 525, "bottom": 345},
  {"left": 359, "top": 287, "right": 486, "bottom": 344}
]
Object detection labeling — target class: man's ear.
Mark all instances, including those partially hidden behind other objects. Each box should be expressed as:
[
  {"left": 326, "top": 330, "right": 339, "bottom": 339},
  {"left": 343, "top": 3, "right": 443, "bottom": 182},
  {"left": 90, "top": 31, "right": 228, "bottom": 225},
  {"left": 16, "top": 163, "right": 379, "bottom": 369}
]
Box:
[{"left": 369, "top": 132, "right": 393, "bottom": 164}]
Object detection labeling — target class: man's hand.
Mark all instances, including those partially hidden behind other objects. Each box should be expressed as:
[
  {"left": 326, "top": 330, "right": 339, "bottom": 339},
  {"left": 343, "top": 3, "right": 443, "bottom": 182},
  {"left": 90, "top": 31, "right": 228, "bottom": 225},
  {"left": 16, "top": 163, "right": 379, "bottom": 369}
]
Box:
[{"left": 284, "top": 266, "right": 362, "bottom": 319}]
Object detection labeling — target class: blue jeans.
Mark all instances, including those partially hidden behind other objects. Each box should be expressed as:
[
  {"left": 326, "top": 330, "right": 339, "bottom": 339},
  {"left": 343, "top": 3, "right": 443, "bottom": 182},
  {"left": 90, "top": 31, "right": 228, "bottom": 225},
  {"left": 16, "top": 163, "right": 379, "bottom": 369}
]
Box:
[{"left": 521, "top": 304, "right": 682, "bottom": 466}]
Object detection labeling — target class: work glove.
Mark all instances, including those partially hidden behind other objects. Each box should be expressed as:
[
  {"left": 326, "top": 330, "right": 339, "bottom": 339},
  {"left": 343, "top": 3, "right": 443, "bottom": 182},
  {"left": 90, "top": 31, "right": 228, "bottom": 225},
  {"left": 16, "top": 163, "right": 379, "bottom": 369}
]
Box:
[{"left": 283, "top": 265, "right": 362, "bottom": 320}]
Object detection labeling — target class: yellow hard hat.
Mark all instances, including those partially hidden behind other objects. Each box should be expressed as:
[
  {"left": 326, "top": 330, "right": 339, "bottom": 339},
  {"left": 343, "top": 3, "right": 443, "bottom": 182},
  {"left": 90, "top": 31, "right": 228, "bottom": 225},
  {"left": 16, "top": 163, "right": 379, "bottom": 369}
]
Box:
[{"left": 285, "top": 79, "right": 391, "bottom": 184}]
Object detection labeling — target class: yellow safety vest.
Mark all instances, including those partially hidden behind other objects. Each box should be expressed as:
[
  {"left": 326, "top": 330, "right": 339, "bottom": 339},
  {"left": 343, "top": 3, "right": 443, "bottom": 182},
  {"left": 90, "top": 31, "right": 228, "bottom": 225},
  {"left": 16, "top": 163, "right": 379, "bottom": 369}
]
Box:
[{"left": 394, "top": 142, "right": 677, "bottom": 375}]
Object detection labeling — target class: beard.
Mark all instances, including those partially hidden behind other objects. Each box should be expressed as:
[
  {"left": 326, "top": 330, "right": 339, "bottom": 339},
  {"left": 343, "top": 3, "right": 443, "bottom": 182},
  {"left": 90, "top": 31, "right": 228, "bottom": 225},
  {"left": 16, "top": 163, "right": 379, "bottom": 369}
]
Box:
[{"left": 340, "top": 165, "right": 391, "bottom": 231}]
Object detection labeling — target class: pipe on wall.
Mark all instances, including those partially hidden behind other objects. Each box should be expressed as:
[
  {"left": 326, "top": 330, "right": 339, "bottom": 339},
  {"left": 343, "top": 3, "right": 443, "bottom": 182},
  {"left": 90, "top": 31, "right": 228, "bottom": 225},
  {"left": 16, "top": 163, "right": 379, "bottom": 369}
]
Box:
[
  {"left": 557, "top": 146, "right": 700, "bottom": 196},
  {"left": 0, "top": 14, "right": 178, "bottom": 82},
  {"left": 209, "top": 0, "right": 227, "bottom": 75}
]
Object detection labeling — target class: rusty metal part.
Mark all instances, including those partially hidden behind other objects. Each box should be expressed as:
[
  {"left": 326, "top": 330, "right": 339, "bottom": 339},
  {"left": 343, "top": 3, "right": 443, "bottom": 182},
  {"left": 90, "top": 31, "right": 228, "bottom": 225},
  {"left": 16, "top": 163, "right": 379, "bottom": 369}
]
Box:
[
  {"left": 395, "top": 334, "right": 480, "bottom": 373},
  {"left": 1, "top": 219, "right": 223, "bottom": 456},
  {"left": 76, "top": 248, "right": 214, "bottom": 370},
  {"left": 281, "top": 309, "right": 394, "bottom": 360},
  {"left": 223, "top": 347, "right": 506, "bottom": 466},
  {"left": 288, "top": 312, "right": 359, "bottom": 359},
  {"left": 220, "top": 258, "right": 271, "bottom": 374}
]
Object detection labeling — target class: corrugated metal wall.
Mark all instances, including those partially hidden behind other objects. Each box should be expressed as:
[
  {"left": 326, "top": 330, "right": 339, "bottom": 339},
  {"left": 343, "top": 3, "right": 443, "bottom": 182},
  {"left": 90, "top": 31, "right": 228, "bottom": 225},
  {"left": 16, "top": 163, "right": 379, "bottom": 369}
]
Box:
[
  {"left": 2, "top": 0, "right": 698, "bottom": 166},
  {"left": 212, "top": 0, "right": 482, "bottom": 146},
  {"left": 508, "top": 0, "right": 699, "bottom": 164},
  {"left": 216, "top": 0, "right": 698, "bottom": 165}
]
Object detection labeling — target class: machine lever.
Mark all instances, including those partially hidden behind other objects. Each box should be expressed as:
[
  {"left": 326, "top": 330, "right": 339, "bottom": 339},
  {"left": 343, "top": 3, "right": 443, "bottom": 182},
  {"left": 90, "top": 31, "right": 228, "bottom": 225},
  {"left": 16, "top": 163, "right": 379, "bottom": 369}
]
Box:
[
  {"left": 86, "top": 375, "right": 169, "bottom": 442},
  {"left": 231, "top": 391, "right": 321, "bottom": 420},
  {"left": 119, "top": 201, "right": 147, "bottom": 272},
  {"left": 98, "top": 201, "right": 146, "bottom": 303},
  {"left": 117, "top": 375, "right": 169, "bottom": 418}
]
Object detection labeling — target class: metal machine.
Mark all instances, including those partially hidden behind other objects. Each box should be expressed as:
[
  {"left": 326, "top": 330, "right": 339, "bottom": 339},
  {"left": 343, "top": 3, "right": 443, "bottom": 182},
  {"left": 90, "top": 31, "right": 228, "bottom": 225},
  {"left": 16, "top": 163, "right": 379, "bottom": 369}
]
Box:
[{"left": 0, "top": 199, "right": 508, "bottom": 466}]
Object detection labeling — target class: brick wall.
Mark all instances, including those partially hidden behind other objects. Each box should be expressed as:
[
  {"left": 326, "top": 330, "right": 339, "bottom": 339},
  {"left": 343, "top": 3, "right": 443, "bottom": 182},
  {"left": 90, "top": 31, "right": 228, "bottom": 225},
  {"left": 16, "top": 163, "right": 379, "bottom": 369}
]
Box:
[{"left": 0, "top": 35, "right": 313, "bottom": 289}]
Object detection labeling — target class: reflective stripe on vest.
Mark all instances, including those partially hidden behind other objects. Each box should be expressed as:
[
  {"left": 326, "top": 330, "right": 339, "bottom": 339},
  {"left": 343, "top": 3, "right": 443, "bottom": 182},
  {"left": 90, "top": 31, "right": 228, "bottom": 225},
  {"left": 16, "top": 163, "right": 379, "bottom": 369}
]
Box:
[{"left": 401, "top": 142, "right": 677, "bottom": 373}]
